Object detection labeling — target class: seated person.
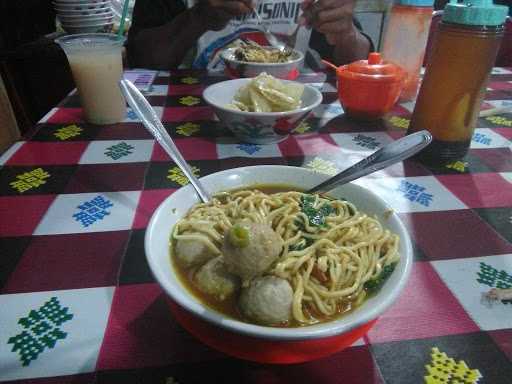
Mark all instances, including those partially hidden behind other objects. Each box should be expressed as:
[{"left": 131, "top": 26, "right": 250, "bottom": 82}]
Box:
[{"left": 127, "top": 0, "right": 372, "bottom": 70}]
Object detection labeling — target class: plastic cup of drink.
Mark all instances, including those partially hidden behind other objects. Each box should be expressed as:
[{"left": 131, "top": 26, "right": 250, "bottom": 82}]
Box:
[{"left": 56, "top": 33, "right": 126, "bottom": 125}]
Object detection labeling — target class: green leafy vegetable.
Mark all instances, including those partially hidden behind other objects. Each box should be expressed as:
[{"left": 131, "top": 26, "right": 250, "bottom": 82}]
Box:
[
  {"left": 289, "top": 237, "right": 314, "bottom": 251},
  {"left": 299, "top": 194, "right": 334, "bottom": 228},
  {"left": 364, "top": 263, "right": 397, "bottom": 294}
]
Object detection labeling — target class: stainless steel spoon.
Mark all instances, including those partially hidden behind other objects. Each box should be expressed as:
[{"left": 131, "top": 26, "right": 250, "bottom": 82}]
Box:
[
  {"left": 252, "top": 0, "right": 317, "bottom": 53},
  {"left": 119, "top": 79, "right": 211, "bottom": 203},
  {"left": 307, "top": 130, "right": 432, "bottom": 194},
  {"left": 252, "top": 6, "right": 289, "bottom": 53}
]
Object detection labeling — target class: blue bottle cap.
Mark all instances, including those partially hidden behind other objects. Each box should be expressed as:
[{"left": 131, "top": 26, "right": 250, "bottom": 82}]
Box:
[
  {"left": 443, "top": 0, "right": 508, "bottom": 26},
  {"left": 397, "top": 0, "right": 434, "bottom": 7}
]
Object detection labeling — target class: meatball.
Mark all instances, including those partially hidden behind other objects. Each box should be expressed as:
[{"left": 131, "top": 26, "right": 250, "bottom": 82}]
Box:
[
  {"left": 239, "top": 276, "right": 293, "bottom": 325},
  {"left": 194, "top": 257, "right": 240, "bottom": 300},
  {"left": 175, "top": 232, "right": 217, "bottom": 267},
  {"left": 222, "top": 222, "right": 283, "bottom": 282}
]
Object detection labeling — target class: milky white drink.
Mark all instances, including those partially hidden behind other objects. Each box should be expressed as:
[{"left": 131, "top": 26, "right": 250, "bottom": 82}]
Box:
[{"left": 56, "top": 34, "right": 126, "bottom": 124}]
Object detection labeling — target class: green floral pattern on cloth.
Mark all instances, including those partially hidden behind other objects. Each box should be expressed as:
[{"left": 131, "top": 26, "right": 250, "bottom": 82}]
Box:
[
  {"left": 8, "top": 297, "right": 73, "bottom": 366},
  {"left": 105, "top": 142, "right": 135, "bottom": 160},
  {"left": 477, "top": 262, "right": 512, "bottom": 304}
]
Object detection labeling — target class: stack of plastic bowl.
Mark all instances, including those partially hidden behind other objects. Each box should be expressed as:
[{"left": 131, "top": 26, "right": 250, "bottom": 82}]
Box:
[{"left": 54, "top": 0, "right": 114, "bottom": 34}]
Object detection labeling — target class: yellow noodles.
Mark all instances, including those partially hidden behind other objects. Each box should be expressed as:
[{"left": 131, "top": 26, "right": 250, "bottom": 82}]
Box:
[
  {"left": 172, "top": 189, "right": 400, "bottom": 324},
  {"left": 234, "top": 45, "right": 294, "bottom": 63}
]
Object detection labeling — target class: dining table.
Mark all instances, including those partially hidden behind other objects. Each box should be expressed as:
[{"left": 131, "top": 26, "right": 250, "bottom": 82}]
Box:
[{"left": 0, "top": 66, "right": 511, "bottom": 384}]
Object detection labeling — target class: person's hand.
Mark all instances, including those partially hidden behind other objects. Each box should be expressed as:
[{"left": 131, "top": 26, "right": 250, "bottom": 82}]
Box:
[
  {"left": 196, "top": 0, "right": 254, "bottom": 31},
  {"left": 299, "top": 0, "right": 357, "bottom": 45}
]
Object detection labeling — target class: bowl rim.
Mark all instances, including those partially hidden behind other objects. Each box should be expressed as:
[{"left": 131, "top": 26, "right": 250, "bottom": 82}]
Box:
[
  {"left": 54, "top": 0, "right": 111, "bottom": 2},
  {"left": 58, "top": 12, "right": 113, "bottom": 18},
  {"left": 202, "top": 78, "right": 322, "bottom": 117},
  {"left": 53, "top": 0, "right": 111, "bottom": 4},
  {"left": 59, "top": 17, "right": 112, "bottom": 21},
  {"left": 55, "top": 6, "right": 111, "bottom": 10},
  {"left": 55, "top": 10, "right": 112, "bottom": 14},
  {"left": 54, "top": 4, "right": 111, "bottom": 8},
  {"left": 62, "top": 27, "right": 113, "bottom": 32},
  {"left": 145, "top": 165, "right": 413, "bottom": 341},
  {"left": 60, "top": 20, "right": 113, "bottom": 26},
  {"left": 220, "top": 47, "right": 305, "bottom": 66}
]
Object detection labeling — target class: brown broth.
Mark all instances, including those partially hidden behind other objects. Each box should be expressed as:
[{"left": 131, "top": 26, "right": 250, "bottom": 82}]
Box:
[{"left": 170, "top": 184, "right": 361, "bottom": 327}]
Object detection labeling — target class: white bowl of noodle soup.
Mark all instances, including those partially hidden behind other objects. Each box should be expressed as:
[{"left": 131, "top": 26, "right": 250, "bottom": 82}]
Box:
[
  {"left": 145, "top": 165, "right": 413, "bottom": 364},
  {"left": 203, "top": 78, "right": 322, "bottom": 144}
]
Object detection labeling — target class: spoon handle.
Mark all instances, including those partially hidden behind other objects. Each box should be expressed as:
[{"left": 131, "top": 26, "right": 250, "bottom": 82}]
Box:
[
  {"left": 307, "top": 130, "right": 433, "bottom": 194},
  {"left": 119, "top": 79, "right": 211, "bottom": 203},
  {"left": 252, "top": 6, "right": 285, "bottom": 51}
]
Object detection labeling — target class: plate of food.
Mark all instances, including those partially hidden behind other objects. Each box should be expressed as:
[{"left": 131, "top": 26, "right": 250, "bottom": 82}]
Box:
[
  {"left": 221, "top": 40, "right": 305, "bottom": 80},
  {"left": 145, "top": 165, "right": 413, "bottom": 364},
  {"left": 203, "top": 73, "right": 322, "bottom": 144}
]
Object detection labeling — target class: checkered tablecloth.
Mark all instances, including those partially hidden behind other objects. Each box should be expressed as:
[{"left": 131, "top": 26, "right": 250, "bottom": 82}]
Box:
[{"left": 1, "top": 68, "right": 511, "bottom": 384}]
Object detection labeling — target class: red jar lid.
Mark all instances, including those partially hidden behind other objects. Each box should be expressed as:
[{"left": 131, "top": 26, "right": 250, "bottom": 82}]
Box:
[{"left": 339, "top": 52, "right": 404, "bottom": 82}]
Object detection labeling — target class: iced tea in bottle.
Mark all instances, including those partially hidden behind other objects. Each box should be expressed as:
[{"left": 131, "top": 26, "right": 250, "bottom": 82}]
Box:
[{"left": 407, "top": 0, "right": 508, "bottom": 166}]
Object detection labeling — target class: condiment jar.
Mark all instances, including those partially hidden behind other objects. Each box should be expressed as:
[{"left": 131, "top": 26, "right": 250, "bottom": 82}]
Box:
[{"left": 337, "top": 52, "right": 405, "bottom": 120}]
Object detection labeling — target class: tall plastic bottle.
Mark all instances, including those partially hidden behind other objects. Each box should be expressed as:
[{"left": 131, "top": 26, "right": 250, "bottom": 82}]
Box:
[
  {"left": 381, "top": 0, "right": 435, "bottom": 101},
  {"left": 407, "top": 0, "right": 508, "bottom": 166}
]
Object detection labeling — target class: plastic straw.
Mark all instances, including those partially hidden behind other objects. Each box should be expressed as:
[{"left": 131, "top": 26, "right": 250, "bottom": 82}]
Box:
[{"left": 117, "top": 0, "right": 130, "bottom": 38}]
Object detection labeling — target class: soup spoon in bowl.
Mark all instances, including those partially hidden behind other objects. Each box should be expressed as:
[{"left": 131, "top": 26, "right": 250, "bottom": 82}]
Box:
[
  {"left": 307, "top": 130, "right": 432, "bottom": 194},
  {"left": 119, "top": 79, "right": 431, "bottom": 200}
]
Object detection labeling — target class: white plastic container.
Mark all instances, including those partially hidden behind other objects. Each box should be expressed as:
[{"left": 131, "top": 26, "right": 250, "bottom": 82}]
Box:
[{"left": 381, "top": 0, "right": 435, "bottom": 101}]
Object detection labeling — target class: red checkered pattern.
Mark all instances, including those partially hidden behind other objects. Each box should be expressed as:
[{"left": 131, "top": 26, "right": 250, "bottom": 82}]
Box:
[{"left": 1, "top": 69, "right": 512, "bottom": 384}]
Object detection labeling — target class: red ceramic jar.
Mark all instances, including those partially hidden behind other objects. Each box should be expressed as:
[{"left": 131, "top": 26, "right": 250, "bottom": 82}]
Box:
[{"left": 337, "top": 52, "right": 405, "bottom": 120}]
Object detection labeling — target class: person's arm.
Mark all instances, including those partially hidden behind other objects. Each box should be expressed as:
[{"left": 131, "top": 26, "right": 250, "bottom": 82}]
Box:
[
  {"left": 300, "top": 0, "right": 370, "bottom": 65},
  {"left": 129, "top": 7, "right": 206, "bottom": 69},
  {"left": 127, "top": 0, "right": 252, "bottom": 69},
  {"left": 330, "top": 22, "right": 371, "bottom": 64}
]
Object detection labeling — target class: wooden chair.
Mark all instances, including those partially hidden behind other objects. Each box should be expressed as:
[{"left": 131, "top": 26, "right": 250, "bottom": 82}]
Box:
[
  {"left": 0, "top": 36, "right": 75, "bottom": 135},
  {"left": 0, "top": 0, "right": 74, "bottom": 135},
  {"left": 0, "top": 73, "right": 20, "bottom": 153}
]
